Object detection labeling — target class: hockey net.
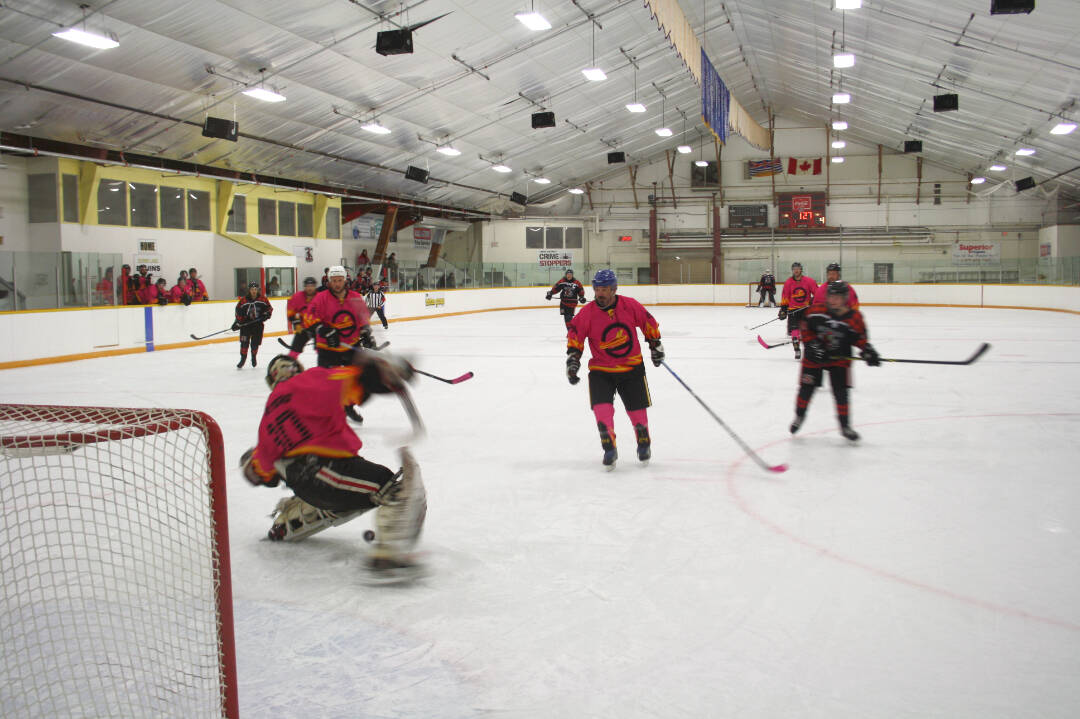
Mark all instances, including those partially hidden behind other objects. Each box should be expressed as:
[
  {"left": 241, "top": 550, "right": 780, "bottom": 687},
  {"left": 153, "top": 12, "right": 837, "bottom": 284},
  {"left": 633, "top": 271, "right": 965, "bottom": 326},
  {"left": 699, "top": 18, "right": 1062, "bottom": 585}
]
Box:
[{"left": 0, "top": 405, "right": 238, "bottom": 719}]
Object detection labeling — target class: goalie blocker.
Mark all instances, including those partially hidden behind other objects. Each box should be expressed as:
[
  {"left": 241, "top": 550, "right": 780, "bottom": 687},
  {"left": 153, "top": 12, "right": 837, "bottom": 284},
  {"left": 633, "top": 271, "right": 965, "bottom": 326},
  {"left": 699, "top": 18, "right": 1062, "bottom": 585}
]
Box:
[{"left": 241, "top": 352, "right": 427, "bottom": 570}]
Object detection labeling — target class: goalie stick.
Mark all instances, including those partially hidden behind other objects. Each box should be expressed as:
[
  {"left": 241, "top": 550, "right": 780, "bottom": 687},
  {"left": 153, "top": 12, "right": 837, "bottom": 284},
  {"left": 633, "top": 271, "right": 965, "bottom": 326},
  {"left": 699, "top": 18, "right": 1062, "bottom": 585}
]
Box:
[
  {"left": 661, "top": 361, "right": 788, "bottom": 474},
  {"left": 744, "top": 305, "right": 807, "bottom": 332},
  {"left": 846, "top": 342, "right": 990, "bottom": 366}
]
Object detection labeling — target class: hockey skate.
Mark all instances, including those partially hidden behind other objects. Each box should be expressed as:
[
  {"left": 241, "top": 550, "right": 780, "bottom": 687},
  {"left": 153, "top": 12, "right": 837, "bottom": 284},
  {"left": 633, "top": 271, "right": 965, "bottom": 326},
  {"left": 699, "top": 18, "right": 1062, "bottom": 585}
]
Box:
[
  {"left": 840, "top": 426, "right": 860, "bottom": 442},
  {"left": 793, "top": 344, "right": 802, "bottom": 360},
  {"left": 634, "top": 423, "right": 651, "bottom": 464},
  {"left": 251, "top": 353, "right": 258, "bottom": 367},
  {"left": 597, "top": 421, "right": 617, "bottom": 471},
  {"left": 236, "top": 354, "right": 246, "bottom": 369},
  {"left": 789, "top": 415, "right": 804, "bottom": 434}
]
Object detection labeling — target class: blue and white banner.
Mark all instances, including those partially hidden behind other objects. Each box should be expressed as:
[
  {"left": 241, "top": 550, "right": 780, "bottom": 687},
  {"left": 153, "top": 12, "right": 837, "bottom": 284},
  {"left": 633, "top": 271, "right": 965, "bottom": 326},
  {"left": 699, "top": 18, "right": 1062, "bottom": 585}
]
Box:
[{"left": 701, "top": 50, "right": 729, "bottom": 144}]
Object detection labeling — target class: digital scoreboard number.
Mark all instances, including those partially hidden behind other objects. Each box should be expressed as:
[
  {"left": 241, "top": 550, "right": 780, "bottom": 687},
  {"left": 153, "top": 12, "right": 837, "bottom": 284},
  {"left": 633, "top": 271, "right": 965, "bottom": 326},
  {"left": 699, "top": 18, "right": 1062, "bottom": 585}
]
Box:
[
  {"left": 728, "top": 204, "right": 769, "bottom": 228},
  {"left": 777, "top": 192, "right": 827, "bottom": 229}
]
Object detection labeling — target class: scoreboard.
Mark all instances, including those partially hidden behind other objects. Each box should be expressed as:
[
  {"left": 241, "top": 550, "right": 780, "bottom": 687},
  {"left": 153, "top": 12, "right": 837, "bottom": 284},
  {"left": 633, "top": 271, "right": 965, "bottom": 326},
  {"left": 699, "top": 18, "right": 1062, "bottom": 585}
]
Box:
[
  {"left": 728, "top": 204, "right": 769, "bottom": 228},
  {"left": 777, "top": 192, "right": 827, "bottom": 229}
]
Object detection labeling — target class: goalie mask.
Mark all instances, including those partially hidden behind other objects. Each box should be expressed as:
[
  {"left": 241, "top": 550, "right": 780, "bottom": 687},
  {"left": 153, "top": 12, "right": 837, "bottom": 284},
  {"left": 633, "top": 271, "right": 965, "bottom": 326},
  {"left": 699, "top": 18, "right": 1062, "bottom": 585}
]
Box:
[{"left": 265, "top": 355, "right": 304, "bottom": 389}]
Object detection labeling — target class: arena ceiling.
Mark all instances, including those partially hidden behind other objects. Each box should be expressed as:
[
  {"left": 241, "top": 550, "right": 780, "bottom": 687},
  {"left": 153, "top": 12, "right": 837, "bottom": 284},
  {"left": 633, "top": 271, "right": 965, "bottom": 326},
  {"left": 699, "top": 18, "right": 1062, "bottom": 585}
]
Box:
[{"left": 0, "top": 0, "right": 1077, "bottom": 215}]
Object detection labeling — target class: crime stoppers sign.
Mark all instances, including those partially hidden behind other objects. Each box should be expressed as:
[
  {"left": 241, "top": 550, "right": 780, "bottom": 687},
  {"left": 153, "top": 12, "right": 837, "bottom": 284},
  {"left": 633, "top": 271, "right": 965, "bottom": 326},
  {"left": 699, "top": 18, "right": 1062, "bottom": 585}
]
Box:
[{"left": 538, "top": 251, "right": 573, "bottom": 268}]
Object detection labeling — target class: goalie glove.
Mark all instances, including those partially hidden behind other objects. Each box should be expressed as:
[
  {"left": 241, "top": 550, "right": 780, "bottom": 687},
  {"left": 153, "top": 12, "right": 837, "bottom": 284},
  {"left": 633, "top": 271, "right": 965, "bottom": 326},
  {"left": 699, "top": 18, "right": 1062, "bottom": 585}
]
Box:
[
  {"left": 778, "top": 307, "right": 788, "bottom": 320},
  {"left": 861, "top": 343, "right": 881, "bottom": 367},
  {"left": 240, "top": 447, "right": 280, "bottom": 488},
  {"left": 566, "top": 352, "right": 581, "bottom": 385},
  {"left": 647, "top": 339, "right": 665, "bottom": 367}
]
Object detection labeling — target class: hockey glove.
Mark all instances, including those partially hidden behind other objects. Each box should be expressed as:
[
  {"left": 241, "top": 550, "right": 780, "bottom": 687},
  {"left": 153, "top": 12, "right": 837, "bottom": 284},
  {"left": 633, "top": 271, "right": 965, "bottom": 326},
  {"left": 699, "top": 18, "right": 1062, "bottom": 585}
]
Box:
[
  {"left": 806, "top": 341, "right": 827, "bottom": 363},
  {"left": 181, "top": 294, "right": 192, "bottom": 306},
  {"left": 359, "top": 325, "right": 376, "bottom": 349},
  {"left": 566, "top": 353, "right": 581, "bottom": 385},
  {"left": 778, "top": 307, "right": 788, "bottom": 320},
  {"left": 861, "top": 343, "right": 881, "bottom": 367},
  {"left": 322, "top": 326, "right": 340, "bottom": 348},
  {"left": 240, "top": 447, "right": 280, "bottom": 488},
  {"left": 231, "top": 320, "right": 241, "bottom": 331},
  {"left": 648, "top": 339, "right": 665, "bottom": 367},
  {"left": 157, "top": 296, "right": 168, "bottom": 306},
  {"left": 545, "top": 292, "right": 553, "bottom": 301},
  {"left": 579, "top": 295, "right": 587, "bottom": 304}
]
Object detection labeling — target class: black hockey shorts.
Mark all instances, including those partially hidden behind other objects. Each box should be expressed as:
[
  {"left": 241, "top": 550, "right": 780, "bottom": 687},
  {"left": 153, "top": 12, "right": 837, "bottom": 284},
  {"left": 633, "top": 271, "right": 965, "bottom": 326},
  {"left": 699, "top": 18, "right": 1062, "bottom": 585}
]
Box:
[
  {"left": 800, "top": 364, "right": 851, "bottom": 389},
  {"left": 560, "top": 304, "right": 576, "bottom": 324},
  {"left": 786, "top": 312, "right": 803, "bottom": 336},
  {"left": 316, "top": 347, "right": 353, "bottom": 368},
  {"left": 588, "top": 365, "right": 652, "bottom": 411},
  {"left": 239, "top": 322, "right": 264, "bottom": 349},
  {"left": 280, "top": 454, "right": 396, "bottom": 514}
]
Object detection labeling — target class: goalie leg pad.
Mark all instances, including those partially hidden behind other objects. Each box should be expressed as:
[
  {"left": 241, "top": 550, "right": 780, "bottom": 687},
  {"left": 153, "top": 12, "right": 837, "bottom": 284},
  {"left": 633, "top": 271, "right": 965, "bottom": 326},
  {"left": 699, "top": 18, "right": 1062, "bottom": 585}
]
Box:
[
  {"left": 371, "top": 448, "right": 427, "bottom": 560},
  {"left": 267, "top": 495, "right": 363, "bottom": 542}
]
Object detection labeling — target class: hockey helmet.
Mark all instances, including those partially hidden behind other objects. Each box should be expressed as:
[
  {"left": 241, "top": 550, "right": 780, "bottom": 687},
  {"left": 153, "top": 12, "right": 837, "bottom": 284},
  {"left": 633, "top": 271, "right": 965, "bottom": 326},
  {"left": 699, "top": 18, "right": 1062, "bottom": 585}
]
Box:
[
  {"left": 303, "top": 276, "right": 317, "bottom": 286},
  {"left": 265, "top": 355, "right": 304, "bottom": 389},
  {"left": 248, "top": 281, "right": 259, "bottom": 289},
  {"left": 826, "top": 280, "right": 849, "bottom": 297},
  {"left": 791, "top": 262, "right": 803, "bottom": 270},
  {"left": 827, "top": 263, "right": 841, "bottom": 273},
  {"left": 592, "top": 269, "right": 617, "bottom": 288},
  {"left": 327, "top": 265, "right": 347, "bottom": 278},
  {"left": 565, "top": 268, "right": 574, "bottom": 276}
]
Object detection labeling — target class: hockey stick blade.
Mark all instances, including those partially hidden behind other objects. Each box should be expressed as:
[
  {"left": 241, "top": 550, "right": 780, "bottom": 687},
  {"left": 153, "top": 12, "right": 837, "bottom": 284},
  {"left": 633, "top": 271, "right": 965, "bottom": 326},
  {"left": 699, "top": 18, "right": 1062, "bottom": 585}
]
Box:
[
  {"left": 413, "top": 368, "right": 474, "bottom": 385},
  {"left": 661, "top": 362, "right": 788, "bottom": 474},
  {"left": 848, "top": 342, "right": 991, "bottom": 366},
  {"left": 744, "top": 305, "right": 806, "bottom": 332},
  {"left": 757, "top": 334, "right": 792, "bottom": 350}
]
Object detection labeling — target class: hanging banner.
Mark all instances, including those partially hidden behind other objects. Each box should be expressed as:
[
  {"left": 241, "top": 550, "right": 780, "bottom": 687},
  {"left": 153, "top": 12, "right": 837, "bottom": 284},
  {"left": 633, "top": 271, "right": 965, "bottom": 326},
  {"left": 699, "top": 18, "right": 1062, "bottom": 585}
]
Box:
[
  {"left": 952, "top": 242, "right": 1000, "bottom": 265},
  {"left": 701, "top": 50, "right": 729, "bottom": 144}
]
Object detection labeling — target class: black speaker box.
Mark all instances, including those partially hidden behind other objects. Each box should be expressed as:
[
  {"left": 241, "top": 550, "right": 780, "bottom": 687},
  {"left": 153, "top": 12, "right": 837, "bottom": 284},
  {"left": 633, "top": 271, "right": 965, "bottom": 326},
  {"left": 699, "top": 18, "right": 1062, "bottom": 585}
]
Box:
[
  {"left": 933, "top": 94, "right": 959, "bottom": 112},
  {"left": 509, "top": 191, "right": 528, "bottom": 206},
  {"left": 1014, "top": 176, "right": 1036, "bottom": 192},
  {"left": 376, "top": 29, "right": 413, "bottom": 55},
  {"left": 202, "top": 116, "right": 238, "bottom": 142},
  {"left": 991, "top": 0, "right": 1034, "bottom": 14},
  {"left": 607, "top": 151, "right": 626, "bottom": 164},
  {"left": 531, "top": 111, "right": 556, "bottom": 129},
  {"left": 903, "top": 140, "right": 923, "bottom": 153},
  {"left": 405, "top": 165, "right": 429, "bottom": 183}
]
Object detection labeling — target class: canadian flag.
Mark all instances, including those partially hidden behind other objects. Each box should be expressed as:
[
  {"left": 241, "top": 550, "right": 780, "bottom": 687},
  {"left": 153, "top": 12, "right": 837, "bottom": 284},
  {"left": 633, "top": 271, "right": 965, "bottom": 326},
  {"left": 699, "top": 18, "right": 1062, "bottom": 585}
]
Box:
[{"left": 787, "top": 157, "right": 823, "bottom": 175}]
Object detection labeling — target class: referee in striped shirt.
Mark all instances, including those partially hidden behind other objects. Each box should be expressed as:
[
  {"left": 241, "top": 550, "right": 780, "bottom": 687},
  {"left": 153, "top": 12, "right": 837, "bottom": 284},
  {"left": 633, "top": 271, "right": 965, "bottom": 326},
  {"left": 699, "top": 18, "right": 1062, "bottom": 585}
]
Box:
[{"left": 366, "top": 279, "right": 389, "bottom": 329}]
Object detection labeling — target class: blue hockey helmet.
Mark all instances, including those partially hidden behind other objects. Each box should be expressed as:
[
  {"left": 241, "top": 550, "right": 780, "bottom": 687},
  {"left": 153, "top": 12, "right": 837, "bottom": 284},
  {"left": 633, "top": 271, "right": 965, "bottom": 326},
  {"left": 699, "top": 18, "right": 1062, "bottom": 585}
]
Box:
[{"left": 592, "top": 269, "right": 617, "bottom": 288}]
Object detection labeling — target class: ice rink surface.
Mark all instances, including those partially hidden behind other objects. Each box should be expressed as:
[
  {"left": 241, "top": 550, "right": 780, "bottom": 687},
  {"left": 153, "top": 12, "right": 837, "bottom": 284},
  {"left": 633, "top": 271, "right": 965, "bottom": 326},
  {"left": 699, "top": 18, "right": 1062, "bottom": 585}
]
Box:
[{"left": 2, "top": 303, "right": 1079, "bottom": 718}]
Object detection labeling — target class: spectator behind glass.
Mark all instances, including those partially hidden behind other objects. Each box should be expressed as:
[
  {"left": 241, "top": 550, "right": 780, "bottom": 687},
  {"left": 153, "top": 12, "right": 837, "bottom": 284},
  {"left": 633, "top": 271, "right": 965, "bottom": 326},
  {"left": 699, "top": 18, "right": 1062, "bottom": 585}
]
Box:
[{"left": 95, "top": 267, "right": 115, "bottom": 305}]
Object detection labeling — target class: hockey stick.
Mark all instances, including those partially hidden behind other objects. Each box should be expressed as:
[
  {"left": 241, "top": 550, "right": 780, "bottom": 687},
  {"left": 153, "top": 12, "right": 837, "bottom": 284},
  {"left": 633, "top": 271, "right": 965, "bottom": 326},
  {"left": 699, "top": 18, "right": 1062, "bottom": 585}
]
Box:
[
  {"left": 757, "top": 334, "right": 793, "bottom": 350},
  {"left": 744, "top": 305, "right": 807, "bottom": 331},
  {"left": 277, "top": 336, "right": 389, "bottom": 351},
  {"left": 189, "top": 320, "right": 258, "bottom": 341},
  {"left": 661, "top": 362, "right": 788, "bottom": 474},
  {"left": 846, "top": 342, "right": 990, "bottom": 366},
  {"left": 395, "top": 385, "right": 426, "bottom": 441},
  {"left": 413, "top": 368, "right": 474, "bottom": 385}
]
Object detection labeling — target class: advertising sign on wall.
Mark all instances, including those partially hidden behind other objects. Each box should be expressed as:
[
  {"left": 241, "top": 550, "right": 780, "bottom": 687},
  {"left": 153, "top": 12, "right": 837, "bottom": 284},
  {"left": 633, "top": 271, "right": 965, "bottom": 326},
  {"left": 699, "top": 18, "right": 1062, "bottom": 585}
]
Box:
[
  {"left": 952, "top": 242, "right": 1000, "bottom": 265},
  {"left": 414, "top": 227, "right": 432, "bottom": 249},
  {"left": 538, "top": 250, "right": 574, "bottom": 268},
  {"left": 132, "top": 252, "right": 163, "bottom": 274}
]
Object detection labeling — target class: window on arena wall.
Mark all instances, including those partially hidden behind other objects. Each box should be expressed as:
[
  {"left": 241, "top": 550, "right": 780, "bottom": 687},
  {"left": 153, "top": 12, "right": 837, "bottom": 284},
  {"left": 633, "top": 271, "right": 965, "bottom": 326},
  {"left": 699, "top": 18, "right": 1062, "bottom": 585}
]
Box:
[
  {"left": 545, "top": 227, "right": 564, "bottom": 249},
  {"left": 187, "top": 190, "right": 211, "bottom": 231},
  {"left": 278, "top": 201, "right": 296, "bottom": 236},
  {"left": 97, "top": 179, "right": 127, "bottom": 226},
  {"left": 325, "top": 207, "right": 341, "bottom": 239},
  {"left": 62, "top": 174, "right": 78, "bottom": 222},
  {"left": 226, "top": 195, "right": 246, "bottom": 232},
  {"left": 525, "top": 226, "right": 544, "bottom": 248},
  {"left": 129, "top": 182, "right": 158, "bottom": 227},
  {"left": 160, "top": 187, "right": 185, "bottom": 229},
  {"left": 297, "top": 204, "right": 313, "bottom": 237},
  {"left": 28, "top": 173, "right": 58, "bottom": 223},
  {"left": 258, "top": 198, "right": 276, "bottom": 234},
  {"left": 565, "top": 227, "right": 583, "bottom": 249}
]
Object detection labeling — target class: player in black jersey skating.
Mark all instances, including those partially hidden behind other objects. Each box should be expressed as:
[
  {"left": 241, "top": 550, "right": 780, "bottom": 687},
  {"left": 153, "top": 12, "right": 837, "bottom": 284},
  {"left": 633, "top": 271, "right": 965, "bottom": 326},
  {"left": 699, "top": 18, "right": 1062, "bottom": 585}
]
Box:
[
  {"left": 233, "top": 282, "right": 273, "bottom": 368},
  {"left": 546, "top": 269, "right": 587, "bottom": 329}
]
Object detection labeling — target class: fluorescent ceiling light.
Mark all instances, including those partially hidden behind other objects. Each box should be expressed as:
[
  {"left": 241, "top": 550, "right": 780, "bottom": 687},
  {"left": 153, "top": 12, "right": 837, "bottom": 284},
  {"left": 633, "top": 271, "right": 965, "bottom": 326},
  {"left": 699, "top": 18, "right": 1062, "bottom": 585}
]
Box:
[
  {"left": 581, "top": 67, "right": 607, "bottom": 82},
  {"left": 694, "top": 160, "right": 710, "bottom": 167},
  {"left": 970, "top": 177, "right": 986, "bottom": 184},
  {"left": 834, "top": 0, "right": 862, "bottom": 8},
  {"left": 832, "top": 92, "right": 851, "bottom": 104},
  {"left": 625, "top": 102, "right": 647, "bottom": 113},
  {"left": 677, "top": 144, "right": 692, "bottom": 154},
  {"left": 833, "top": 53, "right": 855, "bottom": 68},
  {"left": 436, "top": 145, "right": 462, "bottom": 156},
  {"left": 568, "top": 187, "right": 585, "bottom": 194},
  {"left": 1050, "top": 122, "right": 1077, "bottom": 135},
  {"left": 655, "top": 127, "right": 673, "bottom": 137},
  {"left": 831, "top": 140, "right": 846, "bottom": 149},
  {"left": 52, "top": 27, "right": 119, "bottom": 50},
  {"left": 360, "top": 121, "right": 391, "bottom": 135},
  {"left": 515, "top": 11, "right": 551, "bottom": 31},
  {"left": 831, "top": 156, "right": 845, "bottom": 163},
  {"left": 492, "top": 164, "right": 512, "bottom": 173},
  {"left": 832, "top": 120, "right": 848, "bottom": 130},
  {"left": 533, "top": 177, "right": 551, "bottom": 184},
  {"left": 1015, "top": 148, "right": 1035, "bottom": 156},
  {"left": 242, "top": 87, "right": 286, "bottom": 103},
  {"left": 988, "top": 164, "right": 1007, "bottom": 172}
]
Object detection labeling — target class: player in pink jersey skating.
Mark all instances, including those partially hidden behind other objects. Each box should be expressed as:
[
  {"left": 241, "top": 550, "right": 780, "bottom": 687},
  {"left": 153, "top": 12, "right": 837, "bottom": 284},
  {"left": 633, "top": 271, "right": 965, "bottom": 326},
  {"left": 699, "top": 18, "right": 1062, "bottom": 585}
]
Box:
[
  {"left": 565, "top": 269, "right": 664, "bottom": 470},
  {"left": 779, "top": 262, "right": 818, "bottom": 360}
]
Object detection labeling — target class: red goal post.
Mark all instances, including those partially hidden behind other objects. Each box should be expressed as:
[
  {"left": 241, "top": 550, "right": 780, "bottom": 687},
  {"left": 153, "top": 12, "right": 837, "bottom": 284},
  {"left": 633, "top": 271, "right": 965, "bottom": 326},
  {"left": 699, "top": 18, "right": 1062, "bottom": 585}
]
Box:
[{"left": 0, "top": 404, "right": 238, "bottom": 719}]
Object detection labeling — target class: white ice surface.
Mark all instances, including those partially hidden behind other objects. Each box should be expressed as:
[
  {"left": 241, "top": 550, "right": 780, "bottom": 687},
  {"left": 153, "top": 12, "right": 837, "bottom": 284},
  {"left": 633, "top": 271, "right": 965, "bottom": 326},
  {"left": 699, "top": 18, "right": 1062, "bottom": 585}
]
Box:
[{"left": 2, "top": 305, "right": 1079, "bottom": 718}]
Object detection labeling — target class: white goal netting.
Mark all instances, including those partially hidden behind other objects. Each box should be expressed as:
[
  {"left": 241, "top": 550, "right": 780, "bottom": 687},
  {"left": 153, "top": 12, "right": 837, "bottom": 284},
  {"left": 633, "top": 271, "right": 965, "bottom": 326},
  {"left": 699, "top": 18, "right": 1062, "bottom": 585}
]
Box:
[{"left": 0, "top": 405, "right": 237, "bottom": 719}]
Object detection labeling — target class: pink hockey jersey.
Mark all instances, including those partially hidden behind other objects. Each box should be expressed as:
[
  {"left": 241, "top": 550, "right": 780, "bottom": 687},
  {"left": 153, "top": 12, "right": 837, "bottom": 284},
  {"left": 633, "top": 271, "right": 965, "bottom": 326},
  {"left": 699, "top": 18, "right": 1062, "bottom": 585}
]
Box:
[
  {"left": 813, "top": 281, "right": 860, "bottom": 309},
  {"left": 781, "top": 275, "right": 818, "bottom": 311},
  {"left": 301, "top": 289, "right": 371, "bottom": 354},
  {"left": 249, "top": 365, "right": 367, "bottom": 482},
  {"left": 567, "top": 295, "right": 661, "bottom": 373},
  {"left": 286, "top": 290, "right": 316, "bottom": 329}
]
